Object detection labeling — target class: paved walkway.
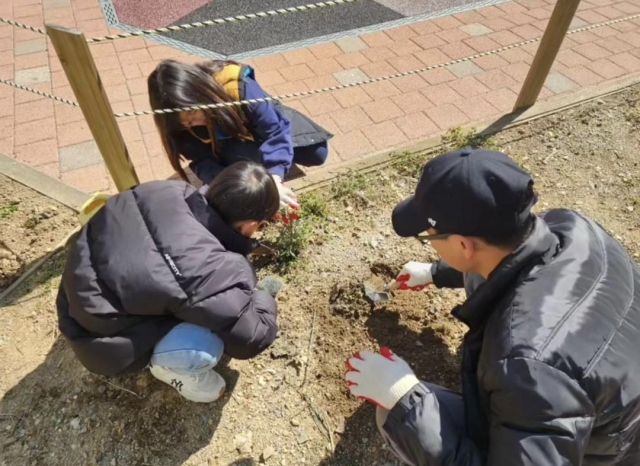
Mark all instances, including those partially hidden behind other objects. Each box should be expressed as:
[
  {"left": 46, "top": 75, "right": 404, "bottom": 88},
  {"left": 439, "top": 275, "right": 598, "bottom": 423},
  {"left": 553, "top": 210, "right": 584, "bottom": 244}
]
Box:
[{"left": 1, "top": 0, "right": 640, "bottom": 193}]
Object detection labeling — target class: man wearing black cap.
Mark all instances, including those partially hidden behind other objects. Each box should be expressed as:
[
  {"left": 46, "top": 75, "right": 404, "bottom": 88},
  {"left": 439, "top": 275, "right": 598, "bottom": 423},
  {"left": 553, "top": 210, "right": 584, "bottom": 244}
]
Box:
[{"left": 344, "top": 148, "right": 640, "bottom": 466}]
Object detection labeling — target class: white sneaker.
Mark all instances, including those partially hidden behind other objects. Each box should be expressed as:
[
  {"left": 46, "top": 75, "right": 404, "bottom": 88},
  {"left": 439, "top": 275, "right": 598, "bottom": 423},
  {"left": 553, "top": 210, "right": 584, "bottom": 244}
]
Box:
[{"left": 149, "top": 365, "right": 226, "bottom": 403}]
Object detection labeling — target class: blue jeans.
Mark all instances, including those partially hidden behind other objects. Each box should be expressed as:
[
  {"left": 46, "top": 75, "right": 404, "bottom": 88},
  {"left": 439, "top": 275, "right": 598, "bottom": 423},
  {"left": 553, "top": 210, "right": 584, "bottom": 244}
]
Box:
[{"left": 150, "top": 323, "right": 224, "bottom": 375}]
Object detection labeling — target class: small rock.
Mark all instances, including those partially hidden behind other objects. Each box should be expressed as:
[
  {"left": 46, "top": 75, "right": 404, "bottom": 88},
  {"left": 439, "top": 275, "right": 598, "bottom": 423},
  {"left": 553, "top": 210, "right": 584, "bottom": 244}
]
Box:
[
  {"left": 326, "top": 216, "right": 336, "bottom": 223},
  {"left": 334, "top": 416, "right": 345, "bottom": 434},
  {"left": 97, "top": 385, "right": 106, "bottom": 394},
  {"left": 290, "top": 419, "right": 300, "bottom": 427},
  {"left": 297, "top": 432, "right": 309, "bottom": 445},
  {"left": 261, "top": 446, "right": 276, "bottom": 462},
  {"left": 415, "top": 341, "right": 424, "bottom": 347},
  {"left": 258, "top": 376, "right": 266, "bottom": 387},
  {"left": 234, "top": 432, "right": 253, "bottom": 454},
  {"left": 69, "top": 418, "right": 81, "bottom": 430},
  {"left": 627, "top": 206, "right": 635, "bottom": 212}
]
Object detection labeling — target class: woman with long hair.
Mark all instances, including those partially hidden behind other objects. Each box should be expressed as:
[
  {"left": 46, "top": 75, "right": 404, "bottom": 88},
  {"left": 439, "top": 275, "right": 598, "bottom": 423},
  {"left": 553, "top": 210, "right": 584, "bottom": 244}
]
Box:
[{"left": 148, "top": 59, "right": 333, "bottom": 209}]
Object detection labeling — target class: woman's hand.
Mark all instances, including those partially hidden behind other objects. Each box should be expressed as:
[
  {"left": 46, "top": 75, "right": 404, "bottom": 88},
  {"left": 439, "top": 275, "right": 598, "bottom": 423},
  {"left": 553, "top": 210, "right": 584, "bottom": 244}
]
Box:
[{"left": 272, "top": 175, "right": 300, "bottom": 210}]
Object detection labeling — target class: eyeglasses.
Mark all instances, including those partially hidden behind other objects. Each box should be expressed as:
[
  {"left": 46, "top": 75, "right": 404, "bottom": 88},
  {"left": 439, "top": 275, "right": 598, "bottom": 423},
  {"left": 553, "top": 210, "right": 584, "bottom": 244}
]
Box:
[{"left": 414, "top": 232, "right": 452, "bottom": 243}]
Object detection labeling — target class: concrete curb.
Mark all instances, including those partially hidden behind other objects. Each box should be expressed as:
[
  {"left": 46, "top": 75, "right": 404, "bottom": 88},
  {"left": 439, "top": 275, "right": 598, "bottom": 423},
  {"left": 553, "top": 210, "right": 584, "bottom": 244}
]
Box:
[
  {"left": 0, "top": 153, "right": 89, "bottom": 212},
  {"left": 289, "top": 73, "right": 640, "bottom": 193}
]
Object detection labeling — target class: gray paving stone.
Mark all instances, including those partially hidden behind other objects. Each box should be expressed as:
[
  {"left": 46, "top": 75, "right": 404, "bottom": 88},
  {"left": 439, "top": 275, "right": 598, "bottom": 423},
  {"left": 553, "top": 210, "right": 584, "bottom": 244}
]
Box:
[
  {"left": 447, "top": 61, "right": 483, "bottom": 78},
  {"left": 14, "top": 66, "right": 51, "bottom": 85},
  {"left": 459, "top": 23, "right": 494, "bottom": 37},
  {"left": 59, "top": 141, "right": 104, "bottom": 173},
  {"left": 333, "top": 68, "right": 369, "bottom": 85},
  {"left": 375, "top": 0, "right": 439, "bottom": 16},
  {"left": 545, "top": 73, "right": 579, "bottom": 94},
  {"left": 335, "top": 36, "right": 368, "bottom": 53},
  {"left": 14, "top": 39, "right": 47, "bottom": 56}
]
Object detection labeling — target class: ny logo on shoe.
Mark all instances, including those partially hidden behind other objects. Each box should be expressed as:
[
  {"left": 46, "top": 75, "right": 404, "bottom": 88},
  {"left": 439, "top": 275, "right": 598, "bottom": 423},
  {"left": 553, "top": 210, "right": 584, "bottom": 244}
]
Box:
[{"left": 171, "top": 379, "right": 183, "bottom": 391}]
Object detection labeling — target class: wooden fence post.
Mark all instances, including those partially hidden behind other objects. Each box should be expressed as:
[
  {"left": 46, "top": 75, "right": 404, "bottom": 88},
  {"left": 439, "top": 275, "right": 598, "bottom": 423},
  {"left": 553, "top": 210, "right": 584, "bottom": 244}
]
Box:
[
  {"left": 46, "top": 23, "right": 139, "bottom": 192},
  {"left": 513, "top": 0, "right": 581, "bottom": 111}
]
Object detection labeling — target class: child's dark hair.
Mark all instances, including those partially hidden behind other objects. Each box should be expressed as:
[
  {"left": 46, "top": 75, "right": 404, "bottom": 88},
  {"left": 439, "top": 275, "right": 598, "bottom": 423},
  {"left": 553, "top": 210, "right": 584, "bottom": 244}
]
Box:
[{"left": 205, "top": 162, "right": 279, "bottom": 224}]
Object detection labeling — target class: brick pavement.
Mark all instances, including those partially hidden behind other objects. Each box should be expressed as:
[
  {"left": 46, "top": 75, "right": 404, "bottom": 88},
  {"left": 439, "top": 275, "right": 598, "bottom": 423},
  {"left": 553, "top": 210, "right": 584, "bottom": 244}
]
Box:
[{"left": 1, "top": 0, "right": 640, "bottom": 193}]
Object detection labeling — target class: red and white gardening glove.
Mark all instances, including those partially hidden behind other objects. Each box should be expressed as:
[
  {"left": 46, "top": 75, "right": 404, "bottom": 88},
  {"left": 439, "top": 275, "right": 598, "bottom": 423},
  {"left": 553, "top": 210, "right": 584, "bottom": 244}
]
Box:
[
  {"left": 345, "top": 348, "right": 420, "bottom": 410},
  {"left": 396, "top": 262, "right": 433, "bottom": 291}
]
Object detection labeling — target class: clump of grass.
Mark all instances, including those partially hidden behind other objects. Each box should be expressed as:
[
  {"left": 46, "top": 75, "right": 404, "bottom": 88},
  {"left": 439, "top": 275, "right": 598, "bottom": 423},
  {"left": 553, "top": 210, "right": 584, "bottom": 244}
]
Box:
[
  {"left": 270, "top": 220, "right": 312, "bottom": 273},
  {"left": 0, "top": 202, "right": 19, "bottom": 219},
  {"left": 441, "top": 126, "right": 498, "bottom": 151},
  {"left": 391, "top": 151, "right": 430, "bottom": 178},
  {"left": 330, "top": 172, "right": 368, "bottom": 199},
  {"left": 298, "top": 191, "right": 328, "bottom": 221}
]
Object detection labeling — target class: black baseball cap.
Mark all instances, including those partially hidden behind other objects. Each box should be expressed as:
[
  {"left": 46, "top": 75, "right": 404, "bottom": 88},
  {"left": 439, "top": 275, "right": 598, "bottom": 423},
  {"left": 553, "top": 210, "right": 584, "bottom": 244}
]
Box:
[{"left": 392, "top": 147, "right": 536, "bottom": 238}]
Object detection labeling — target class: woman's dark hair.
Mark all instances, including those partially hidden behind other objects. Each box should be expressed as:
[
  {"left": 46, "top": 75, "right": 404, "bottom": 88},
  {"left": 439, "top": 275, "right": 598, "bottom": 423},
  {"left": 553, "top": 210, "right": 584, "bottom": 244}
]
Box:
[
  {"left": 205, "top": 162, "right": 279, "bottom": 224},
  {"left": 147, "top": 59, "right": 252, "bottom": 180}
]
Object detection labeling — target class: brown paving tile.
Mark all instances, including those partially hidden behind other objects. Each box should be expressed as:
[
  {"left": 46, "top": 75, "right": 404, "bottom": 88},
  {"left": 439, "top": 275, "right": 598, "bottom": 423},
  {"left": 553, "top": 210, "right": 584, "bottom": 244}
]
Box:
[
  {"left": 252, "top": 54, "right": 288, "bottom": 72},
  {"left": 526, "top": 7, "right": 553, "bottom": 20},
  {"left": 473, "top": 54, "right": 510, "bottom": 71},
  {"left": 394, "top": 111, "right": 438, "bottom": 139},
  {"left": 597, "top": 36, "right": 636, "bottom": 55},
  {"left": 391, "top": 39, "right": 423, "bottom": 56},
  {"left": 15, "top": 117, "right": 56, "bottom": 146},
  {"left": 498, "top": 47, "right": 533, "bottom": 64},
  {"left": 426, "top": 103, "right": 469, "bottom": 130},
  {"left": 126, "top": 140, "right": 149, "bottom": 165},
  {"left": 475, "top": 69, "right": 518, "bottom": 90},
  {"left": 0, "top": 97, "right": 13, "bottom": 118},
  {"left": 570, "top": 31, "right": 599, "bottom": 44},
  {"left": 14, "top": 52, "right": 49, "bottom": 71},
  {"left": 143, "top": 132, "right": 164, "bottom": 157},
  {"left": 148, "top": 46, "right": 183, "bottom": 61},
  {"left": 440, "top": 42, "right": 477, "bottom": 60},
  {"left": 585, "top": 58, "right": 628, "bottom": 79},
  {"left": 391, "top": 74, "right": 430, "bottom": 92},
  {"left": 362, "top": 121, "right": 408, "bottom": 150},
  {"left": 414, "top": 48, "right": 451, "bottom": 66},
  {"left": 126, "top": 76, "right": 149, "bottom": 96},
  {"left": 36, "top": 162, "right": 60, "bottom": 180},
  {"left": 106, "top": 83, "right": 130, "bottom": 103},
  {"left": 330, "top": 106, "right": 374, "bottom": 132},
  {"left": 61, "top": 164, "right": 109, "bottom": 193},
  {"left": 362, "top": 98, "right": 404, "bottom": 123},
  {"left": 436, "top": 28, "right": 470, "bottom": 44},
  {"left": 573, "top": 42, "right": 612, "bottom": 60},
  {"left": 308, "top": 57, "right": 343, "bottom": 76},
  {"left": 254, "top": 69, "right": 285, "bottom": 87},
  {"left": 57, "top": 120, "right": 93, "bottom": 146},
  {"left": 361, "top": 46, "right": 397, "bottom": 63},
  {"left": 310, "top": 113, "right": 341, "bottom": 136},
  {"left": 131, "top": 94, "right": 150, "bottom": 112},
  {"left": 332, "top": 86, "right": 373, "bottom": 108},
  {"left": 555, "top": 49, "right": 591, "bottom": 67},
  {"left": 593, "top": 5, "right": 626, "bottom": 19},
  {"left": 361, "top": 31, "right": 394, "bottom": 48},
  {"left": 481, "top": 17, "right": 517, "bottom": 32},
  {"left": 118, "top": 119, "right": 143, "bottom": 142},
  {"left": 455, "top": 95, "right": 499, "bottom": 121},
  {"left": 118, "top": 48, "right": 153, "bottom": 64},
  {"left": 362, "top": 80, "right": 401, "bottom": 99},
  {"left": 485, "top": 87, "right": 518, "bottom": 112},
  {"left": 464, "top": 36, "right": 501, "bottom": 53},
  {"left": 14, "top": 138, "right": 58, "bottom": 166},
  {"left": 488, "top": 30, "right": 523, "bottom": 47},
  {"left": 422, "top": 68, "right": 457, "bottom": 85},
  {"left": 454, "top": 9, "right": 486, "bottom": 25},
  {"left": 17, "top": 83, "right": 56, "bottom": 105},
  {"left": 301, "top": 94, "right": 342, "bottom": 116},
  {"left": 391, "top": 91, "right": 433, "bottom": 114},
  {"left": 54, "top": 101, "right": 84, "bottom": 125},
  {"left": 100, "top": 68, "right": 126, "bottom": 86},
  {"left": 618, "top": 31, "right": 640, "bottom": 47},
  {"left": 308, "top": 42, "right": 342, "bottom": 60},
  {"left": 387, "top": 54, "right": 424, "bottom": 73},
  {"left": 449, "top": 76, "right": 491, "bottom": 98},
  {"left": 304, "top": 74, "right": 340, "bottom": 90},
  {"left": 74, "top": 6, "right": 105, "bottom": 21},
  {"left": 409, "top": 20, "right": 441, "bottom": 36},
  {"left": 150, "top": 155, "right": 176, "bottom": 180},
  {"left": 421, "top": 83, "right": 462, "bottom": 106},
  {"left": 609, "top": 52, "right": 640, "bottom": 72},
  {"left": 138, "top": 117, "right": 157, "bottom": 135},
  {"left": 335, "top": 52, "right": 370, "bottom": 69},
  {"left": 503, "top": 12, "right": 537, "bottom": 26},
  {"left": 386, "top": 25, "right": 418, "bottom": 42},
  {"left": 279, "top": 64, "right": 315, "bottom": 82},
  {"left": 615, "top": 2, "right": 640, "bottom": 14},
  {"left": 497, "top": 2, "right": 528, "bottom": 15},
  {"left": 14, "top": 4, "right": 42, "bottom": 18},
  {"left": 283, "top": 48, "right": 315, "bottom": 66},
  {"left": 476, "top": 5, "right": 507, "bottom": 18},
  {"left": 591, "top": 25, "right": 620, "bottom": 39},
  {"left": 330, "top": 130, "right": 375, "bottom": 158},
  {"left": 503, "top": 62, "right": 532, "bottom": 81},
  {"left": 512, "top": 24, "right": 543, "bottom": 40},
  {"left": 360, "top": 61, "right": 397, "bottom": 79},
  {"left": 14, "top": 98, "right": 54, "bottom": 124},
  {"left": 272, "top": 81, "right": 309, "bottom": 95},
  {"left": 411, "top": 34, "right": 447, "bottom": 50},
  {"left": 432, "top": 16, "right": 464, "bottom": 30}
]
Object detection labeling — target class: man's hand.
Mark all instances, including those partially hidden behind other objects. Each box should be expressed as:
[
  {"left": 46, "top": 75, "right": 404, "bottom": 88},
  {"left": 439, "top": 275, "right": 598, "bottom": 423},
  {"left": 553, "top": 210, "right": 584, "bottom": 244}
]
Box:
[
  {"left": 396, "top": 262, "right": 433, "bottom": 291},
  {"left": 345, "top": 348, "right": 420, "bottom": 410},
  {"left": 272, "top": 175, "right": 300, "bottom": 210}
]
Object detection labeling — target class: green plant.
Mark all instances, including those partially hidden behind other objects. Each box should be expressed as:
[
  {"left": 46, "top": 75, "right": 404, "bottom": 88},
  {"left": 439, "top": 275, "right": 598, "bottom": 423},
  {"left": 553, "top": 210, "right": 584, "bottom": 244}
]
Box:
[
  {"left": 270, "top": 220, "right": 312, "bottom": 273},
  {"left": 299, "top": 191, "right": 328, "bottom": 221},
  {"left": 391, "top": 151, "right": 430, "bottom": 178},
  {"left": 441, "top": 126, "right": 498, "bottom": 151},
  {"left": 330, "top": 172, "right": 368, "bottom": 199},
  {"left": 23, "top": 216, "right": 40, "bottom": 229},
  {"left": 0, "top": 202, "right": 18, "bottom": 219}
]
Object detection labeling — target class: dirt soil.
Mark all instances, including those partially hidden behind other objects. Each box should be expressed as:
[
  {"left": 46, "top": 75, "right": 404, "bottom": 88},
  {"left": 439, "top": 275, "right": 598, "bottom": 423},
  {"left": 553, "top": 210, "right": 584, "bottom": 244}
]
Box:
[
  {"left": 0, "top": 175, "right": 78, "bottom": 293},
  {"left": 1, "top": 87, "right": 639, "bottom": 466}
]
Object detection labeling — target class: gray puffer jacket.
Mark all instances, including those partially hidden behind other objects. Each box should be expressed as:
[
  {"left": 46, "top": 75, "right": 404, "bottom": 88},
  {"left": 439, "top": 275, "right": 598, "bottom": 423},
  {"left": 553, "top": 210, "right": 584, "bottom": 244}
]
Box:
[
  {"left": 57, "top": 180, "right": 278, "bottom": 377},
  {"left": 384, "top": 210, "right": 640, "bottom": 466}
]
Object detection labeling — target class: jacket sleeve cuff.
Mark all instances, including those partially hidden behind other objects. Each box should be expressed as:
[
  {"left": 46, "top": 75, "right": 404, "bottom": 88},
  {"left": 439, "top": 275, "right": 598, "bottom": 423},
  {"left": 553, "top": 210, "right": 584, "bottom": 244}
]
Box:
[
  {"left": 268, "top": 165, "right": 287, "bottom": 180},
  {"left": 388, "top": 382, "right": 431, "bottom": 421}
]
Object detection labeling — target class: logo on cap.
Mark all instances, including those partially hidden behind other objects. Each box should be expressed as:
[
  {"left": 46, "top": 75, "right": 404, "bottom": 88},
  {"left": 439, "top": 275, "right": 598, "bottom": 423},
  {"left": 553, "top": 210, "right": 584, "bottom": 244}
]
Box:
[{"left": 428, "top": 218, "right": 437, "bottom": 227}]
